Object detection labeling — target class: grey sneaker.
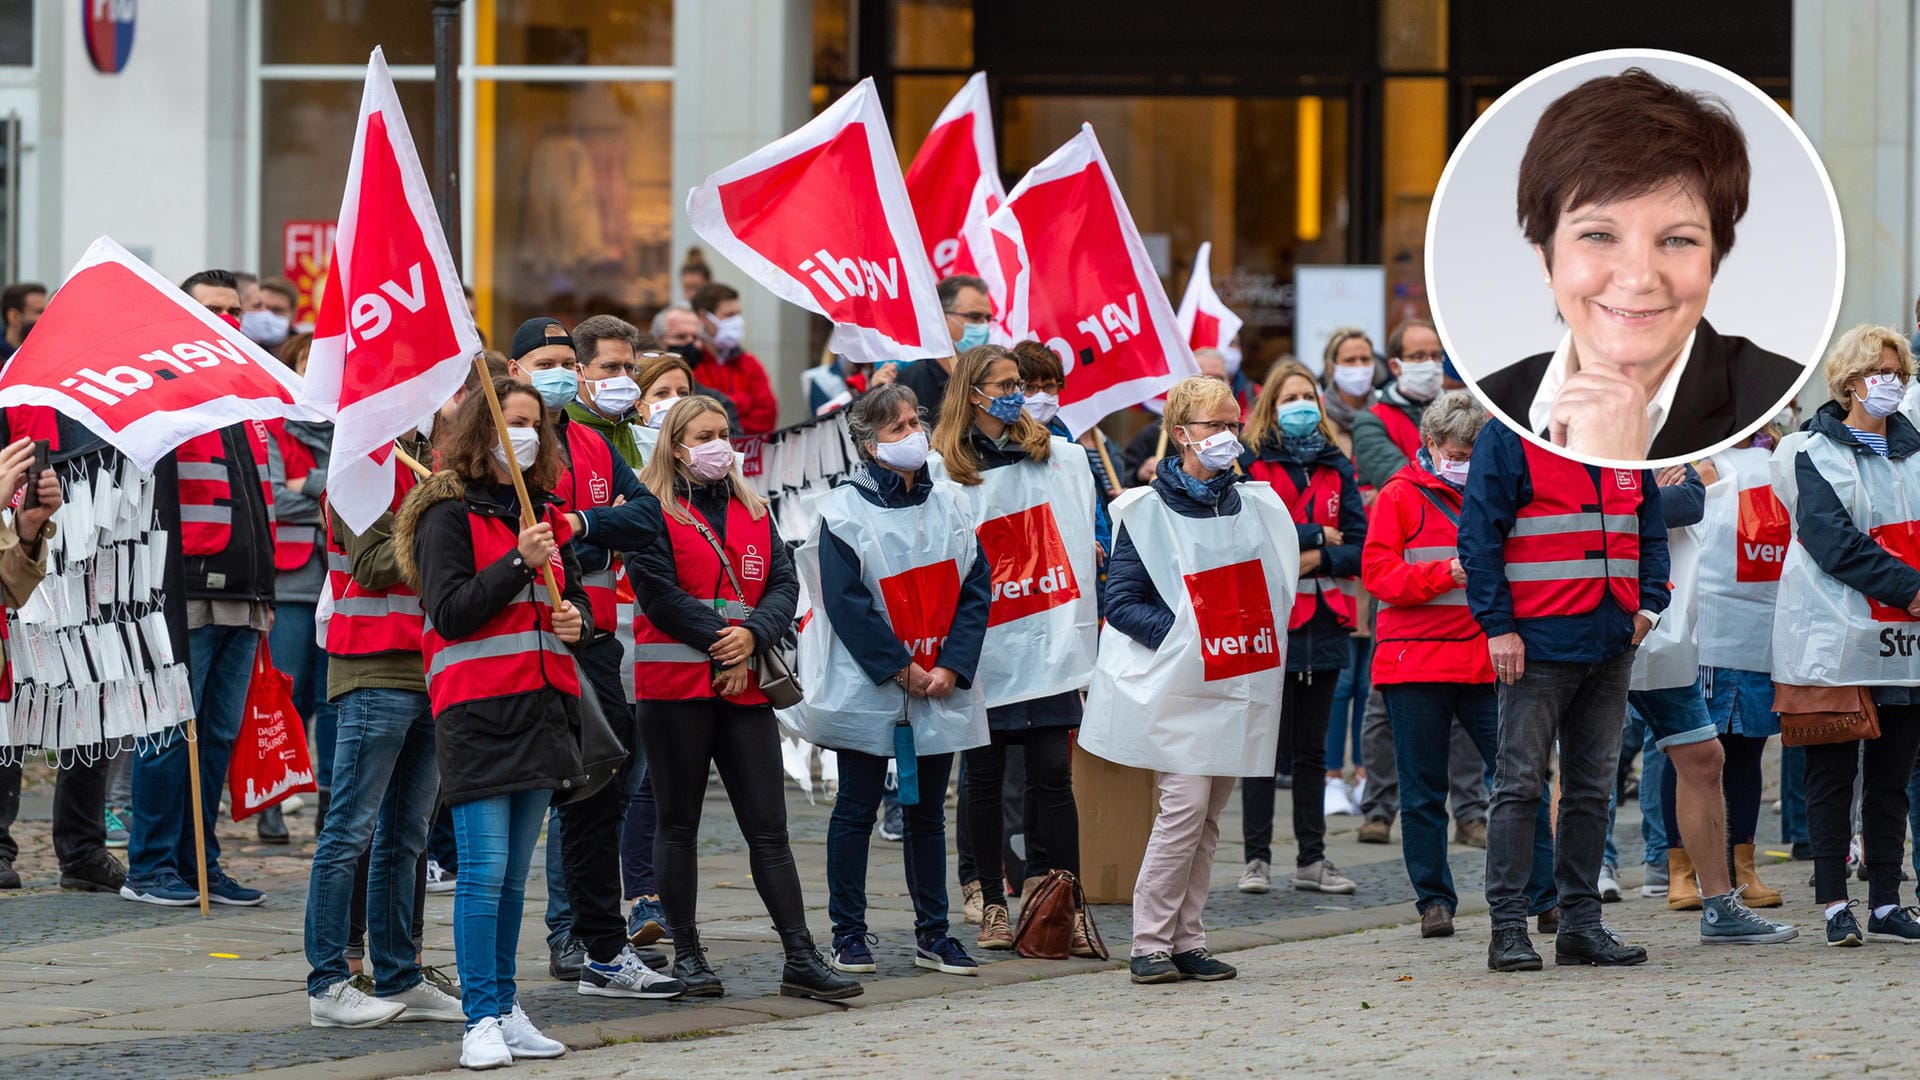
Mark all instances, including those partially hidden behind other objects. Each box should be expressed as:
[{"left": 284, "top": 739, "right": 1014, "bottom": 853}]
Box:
[
  {"left": 1640, "top": 863, "right": 1669, "bottom": 898},
  {"left": 1237, "top": 859, "right": 1271, "bottom": 894},
  {"left": 1598, "top": 863, "right": 1622, "bottom": 903},
  {"left": 1700, "top": 887, "right": 1798, "bottom": 945},
  {"left": 1292, "top": 859, "right": 1357, "bottom": 894}
]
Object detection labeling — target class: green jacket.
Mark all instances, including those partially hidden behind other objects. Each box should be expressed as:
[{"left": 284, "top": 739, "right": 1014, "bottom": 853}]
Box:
[
  {"left": 565, "top": 401, "right": 644, "bottom": 469},
  {"left": 325, "top": 434, "right": 432, "bottom": 701}
]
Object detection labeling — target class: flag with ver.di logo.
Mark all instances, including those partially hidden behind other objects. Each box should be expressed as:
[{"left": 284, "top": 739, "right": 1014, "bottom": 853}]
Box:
[
  {"left": 685, "top": 78, "right": 953, "bottom": 366},
  {"left": 0, "top": 236, "right": 312, "bottom": 468}
]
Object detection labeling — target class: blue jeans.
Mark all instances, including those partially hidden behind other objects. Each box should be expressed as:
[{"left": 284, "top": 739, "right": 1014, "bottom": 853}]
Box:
[
  {"left": 542, "top": 804, "right": 571, "bottom": 950},
  {"left": 1780, "top": 744, "right": 1809, "bottom": 846},
  {"left": 269, "top": 601, "right": 337, "bottom": 790},
  {"left": 1327, "top": 637, "right": 1372, "bottom": 771},
  {"left": 1385, "top": 683, "right": 1554, "bottom": 916},
  {"left": 1604, "top": 708, "right": 1667, "bottom": 869},
  {"left": 127, "top": 624, "right": 258, "bottom": 885},
  {"left": 1627, "top": 677, "right": 1717, "bottom": 751},
  {"left": 828, "top": 748, "right": 954, "bottom": 942},
  {"left": 303, "top": 688, "right": 437, "bottom": 997},
  {"left": 1908, "top": 763, "right": 1920, "bottom": 882},
  {"left": 452, "top": 787, "right": 552, "bottom": 1027}
]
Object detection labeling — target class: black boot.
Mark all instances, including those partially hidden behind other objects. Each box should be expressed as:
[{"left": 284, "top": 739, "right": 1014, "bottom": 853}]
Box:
[
  {"left": 670, "top": 928, "right": 725, "bottom": 997},
  {"left": 1487, "top": 927, "right": 1542, "bottom": 972},
  {"left": 1554, "top": 926, "right": 1647, "bottom": 967},
  {"left": 256, "top": 806, "right": 290, "bottom": 845},
  {"left": 778, "top": 928, "right": 863, "bottom": 1001}
]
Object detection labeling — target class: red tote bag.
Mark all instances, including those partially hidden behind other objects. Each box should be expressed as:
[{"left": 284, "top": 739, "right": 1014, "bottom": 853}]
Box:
[{"left": 228, "top": 634, "right": 319, "bottom": 821}]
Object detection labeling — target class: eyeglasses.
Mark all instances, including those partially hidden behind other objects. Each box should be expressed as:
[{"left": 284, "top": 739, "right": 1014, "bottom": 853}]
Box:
[
  {"left": 587, "top": 360, "right": 639, "bottom": 377},
  {"left": 1399, "top": 351, "right": 1444, "bottom": 364},
  {"left": 944, "top": 309, "right": 992, "bottom": 325},
  {"left": 1184, "top": 419, "right": 1245, "bottom": 436},
  {"left": 1023, "top": 381, "right": 1063, "bottom": 396},
  {"left": 975, "top": 378, "right": 1021, "bottom": 396}
]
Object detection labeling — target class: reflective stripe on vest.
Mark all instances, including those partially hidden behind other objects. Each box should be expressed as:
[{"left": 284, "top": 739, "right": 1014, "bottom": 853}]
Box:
[
  {"left": 1254, "top": 458, "right": 1358, "bottom": 631},
  {"left": 633, "top": 497, "right": 771, "bottom": 703},
  {"left": 323, "top": 460, "right": 426, "bottom": 658},
  {"left": 421, "top": 506, "right": 581, "bottom": 713},
  {"left": 270, "top": 419, "right": 320, "bottom": 572},
  {"left": 1374, "top": 476, "right": 1483, "bottom": 641},
  {"left": 178, "top": 426, "right": 274, "bottom": 558},
  {"left": 1504, "top": 441, "right": 1643, "bottom": 620}
]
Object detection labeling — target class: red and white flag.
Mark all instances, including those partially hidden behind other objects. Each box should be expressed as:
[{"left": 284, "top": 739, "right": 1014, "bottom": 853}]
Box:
[
  {"left": 302, "top": 48, "right": 481, "bottom": 534},
  {"left": 987, "top": 124, "right": 1197, "bottom": 437},
  {"left": 1176, "top": 242, "right": 1242, "bottom": 355},
  {"left": 0, "top": 236, "right": 309, "bottom": 468},
  {"left": 905, "top": 72, "right": 1006, "bottom": 309},
  {"left": 686, "top": 78, "right": 951, "bottom": 365}
]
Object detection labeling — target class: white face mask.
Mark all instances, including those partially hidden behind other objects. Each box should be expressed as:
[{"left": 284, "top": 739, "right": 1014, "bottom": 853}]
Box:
[
  {"left": 1332, "top": 363, "right": 1374, "bottom": 397},
  {"left": 872, "top": 430, "right": 929, "bottom": 472},
  {"left": 1022, "top": 391, "right": 1060, "bottom": 426},
  {"left": 587, "top": 375, "right": 641, "bottom": 417},
  {"left": 1396, "top": 360, "right": 1443, "bottom": 402},
  {"left": 710, "top": 314, "right": 744, "bottom": 353},
  {"left": 646, "top": 396, "right": 679, "bottom": 429},
  {"left": 1434, "top": 454, "right": 1470, "bottom": 486},
  {"left": 1858, "top": 373, "right": 1905, "bottom": 418},
  {"left": 1183, "top": 428, "right": 1242, "bottom": 471},
  {"left": 492, "top": 426, "right": 542, "bottom": 474}
]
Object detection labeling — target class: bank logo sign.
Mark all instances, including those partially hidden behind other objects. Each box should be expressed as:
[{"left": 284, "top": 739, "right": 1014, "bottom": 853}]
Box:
[{"left": 84, "top": 0, "right": 137, "bottom": 75}]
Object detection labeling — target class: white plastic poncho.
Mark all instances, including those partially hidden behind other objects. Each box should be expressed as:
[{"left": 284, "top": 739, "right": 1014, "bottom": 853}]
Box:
[{"left": 1694, "top": 446, "right": 1785, "bottom": 672}]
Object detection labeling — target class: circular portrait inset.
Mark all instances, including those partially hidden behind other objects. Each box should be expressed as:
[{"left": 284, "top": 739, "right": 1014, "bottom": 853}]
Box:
[{"left": 1426, "top": 49, "right": 1843, "bottom": 468}]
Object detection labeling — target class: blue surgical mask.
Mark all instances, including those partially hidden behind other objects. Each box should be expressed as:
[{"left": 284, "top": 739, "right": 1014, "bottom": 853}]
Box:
[
  {"left": 529, "top": 367, "right": 579, "bottom": 409},
  {"left": 1277, "top": 399, "right": 1323, "bottom": 438},
  {"left": 956, "top": 322, "right": 990, "bottom": 351},
  {"left": 977, "top": 388, "right": 1025, "bottom": 424}
]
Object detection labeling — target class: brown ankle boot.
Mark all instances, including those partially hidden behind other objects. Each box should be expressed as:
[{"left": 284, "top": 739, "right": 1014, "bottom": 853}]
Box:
[
  {"left": 1667, "top": 848, "right": 1703, "bottom": 911},
  {"left": 1732, "top": 843, "right": 1783, "bottom": 907}
]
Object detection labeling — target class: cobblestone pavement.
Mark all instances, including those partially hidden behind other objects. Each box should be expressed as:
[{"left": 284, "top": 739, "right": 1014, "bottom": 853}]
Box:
[{"left": 1, "top": 758, "right": 1811, "bottom": 1079}]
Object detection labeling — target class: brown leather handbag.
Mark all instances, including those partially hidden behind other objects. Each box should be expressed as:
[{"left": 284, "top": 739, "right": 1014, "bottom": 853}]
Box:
[
  {"left": 1013, "top": 869, "right": 1108, "bottom": 960},
  {"left": 1773, "top": 683, "right": 1880, "bottom": 746}
]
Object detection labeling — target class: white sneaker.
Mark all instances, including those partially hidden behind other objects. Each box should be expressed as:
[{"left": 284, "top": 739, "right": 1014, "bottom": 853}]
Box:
[
  {"left": 426, "top": 859, "right": 457, "bottom": 894},
  {"left": 1598, "top": 864, "right": 1622, "bottom": 903},
  {"left": 385, "top": 978, "right": 466, "bottom": 1022},
  {"left": 502, "top": 1002, "right": 567, "bottom": 1059},
  {"left": 1323, "top": 780, "right": 1358, "bottom": 818},
  {"left": 281, "top": 794, "right": 305, "bottom": 815},
  {"left": 1238, "top": 859, "right": 1271, "bottom": 894},
  {"left": 460, "top": 1016, "right": 514, "bottom": 1070},
  {"left": 309, "top": 980, "right": 407, "bottom": 1028},
  {"left": 578, "top": 944, "right": 688, "bottom": 999},
  {"left": 1349, "top": 777, "right": 1368, "bottom": 808}
]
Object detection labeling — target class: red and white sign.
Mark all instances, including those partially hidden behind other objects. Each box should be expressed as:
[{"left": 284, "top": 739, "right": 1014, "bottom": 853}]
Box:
[
  {"left": 686, "top": 78, "right": 952, "bottom": 366},
  {"left": 978, "top": 502, "right": 1080, "bottom": 628},
  {"left": 1735, "top": 485, "right": 1790, "bottom": 583},
  {"left": 284, "top": 220, "right": 337, "bottom": 329},
  {"left": 1184, "top": 559, "right": 1281, "bottom": 682},
  {"left": 1175, "top": 241, "right": 1242, "bottom": 355},
  {"left": 905, "top": 72, "right": 1007, "bottom": 321},
  {"left": 303, "top": 48, "right": 482, "bottom": 535},
  {"left": 987, "top": 125, "right": 1198, "bottom": 437},
  {"left": 878, "top": 559, "right": 962, "bottom": 670},
  {"left": 0, "top": 236, "right": 309, "bottom": 469}
]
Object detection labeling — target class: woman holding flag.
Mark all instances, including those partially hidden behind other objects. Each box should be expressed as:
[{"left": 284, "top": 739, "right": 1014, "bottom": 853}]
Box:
[
  {"left": 1237, "top": 360, "right": 1368, "bottom": 896},
  {"left": 1080, "top": 373, "right": 1298, "bottom": 984},
  {"left": 929, "top": 345, "right": 1100, "bottom": 955},
  {"left": 796, "top": 383, "right": 992, "bottom": 979},
  {"left": 627, "top": 394, "right": 859, "bottom": 1002}
]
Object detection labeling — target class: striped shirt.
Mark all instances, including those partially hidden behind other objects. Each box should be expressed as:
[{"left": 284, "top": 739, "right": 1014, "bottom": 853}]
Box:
[{"left": 1847, "top": 425, "right": 1890, "bottom": 456}]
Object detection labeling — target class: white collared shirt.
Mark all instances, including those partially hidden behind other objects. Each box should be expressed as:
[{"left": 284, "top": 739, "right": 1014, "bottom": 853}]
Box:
[{"left": 1526, "top": 329, "right": 1697, "bottom": 449}]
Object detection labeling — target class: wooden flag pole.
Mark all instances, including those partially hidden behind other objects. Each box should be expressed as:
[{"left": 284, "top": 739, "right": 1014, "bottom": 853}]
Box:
[
  {"left": 1089, "top": 430, "right": 1123, "bottom": 497},
  {"left": 1154, "top": 422, "right": 1169, "bottom": 461},
  {"left": 472, "top": 355, "right": 564, "bottom": 609},
  {"left": 185, "top": 719, "right": 210, "bottom": 917},
  {"left": 393, "top": 444, "right": 432, "bottom": 480}
]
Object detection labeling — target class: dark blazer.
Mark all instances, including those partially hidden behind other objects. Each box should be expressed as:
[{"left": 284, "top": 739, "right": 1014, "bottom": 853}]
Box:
[{"left": 1477, "top": 319, "right": 1802, "bottom": 460}]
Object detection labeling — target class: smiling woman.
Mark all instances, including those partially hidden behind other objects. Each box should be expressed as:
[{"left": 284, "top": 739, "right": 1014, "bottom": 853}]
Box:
[{"left": 1470, "top": 67, "right": 1802, "bottom": 463}]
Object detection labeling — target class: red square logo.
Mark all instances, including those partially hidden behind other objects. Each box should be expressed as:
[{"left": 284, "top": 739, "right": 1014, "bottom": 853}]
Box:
[
  {"left": 977, "top": 503, "right": 1081, "bottom": 628},
  {"left": 879, "top": 560, "right": 962, "bottom": 668},
  {"left": 1183, "top": 559, "right": 1281, "bottom": 681},
  {"left": 1735, "top": 486, "right": 1790, "bottom": 583}
]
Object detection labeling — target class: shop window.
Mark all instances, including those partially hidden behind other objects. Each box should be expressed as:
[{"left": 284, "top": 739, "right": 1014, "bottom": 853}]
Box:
[
  {"left": 262, "top": 0, "right": 436, "bottom": 65},
  {"left": 894, "top": 0, "right": 971, "bottom": 69},
  {"left": 0, "top": 0, "right": 29, "bottom": 66},
  {"left": 488, "top": 0, "right": 672, "bottom": 66}
]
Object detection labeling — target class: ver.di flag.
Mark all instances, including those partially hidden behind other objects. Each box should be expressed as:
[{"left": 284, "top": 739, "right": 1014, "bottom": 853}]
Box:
[
  {"left": 0, "top": 236, "right": 310, "bottom": 468},
  {"left": 686, "top": 78, "right": 952, "bottom": 365},
  {"left": 1176, "top": 241, "right": 1242, "bottom": 355},
  {"left": 987, "top": 124, "right": 1198, "bottom": 437},
  {"left": 905, "top": 71, "right": 1009, "bottom": 340},
  {"left": 302, "top": 47, "right": 481, "bottom": 534}
]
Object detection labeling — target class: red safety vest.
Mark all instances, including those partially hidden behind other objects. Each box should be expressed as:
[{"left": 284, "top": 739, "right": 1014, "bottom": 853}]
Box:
[
  {"left": 324, "top": 458, "right": 426, "bottom": 658},
  {"left": 5, "top": 405, "right": 60, "bottom": 450},
  {"left": 421, "top": 504, "right": 582, "bottom": 714},
  {"left": 1505, "top": 440, "right": 1643, "bottom": 620},
  {"left": 266, "top": 420, "right": 321, "bottom": 572},
  {"left": 1369, "top": 400, "right": 1422, "bottom": 460},
  {"left": 1253, "top": 458, "right": 1358, "bottom": 631},
  {"left": 178, "top": 423, "right": 276, "bottom": 558},
  {"left": 632, "top": 497, "right": 771, "bottom": 705},
  {"left": 551, "top": 420, "right": 622, "bottom": 634},
  {"left": 1366, "top": 466, "right": 1492, "bottom": 685}
]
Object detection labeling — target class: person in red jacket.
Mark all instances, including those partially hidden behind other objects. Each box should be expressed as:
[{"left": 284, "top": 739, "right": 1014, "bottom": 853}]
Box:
[
  {"left": 687, "top": 284, "right": 778, "bottom": 434},
  {"left": 1361, "top": 392, "right": 1554, "bottom": 940}
]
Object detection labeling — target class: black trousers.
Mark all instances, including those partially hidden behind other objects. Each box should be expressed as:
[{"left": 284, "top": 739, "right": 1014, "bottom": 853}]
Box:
[
  {"left": 638, "top": 697, "right": 808, "bottom": 936},
  {"left": 1806, "top": 702, "right": 1920, "bottom": 909},
  {"left": 964, "top": 727, "right": 1078, "bottom": 908},
  {"left": 1243, "top": 670, "right": 1338, "bottom": 868},
  {"left": 0, "top": 755, "right": 108, "bottom": 869},
  {"left": 551, "top": 634, "right": 638, "bottom": 965}
]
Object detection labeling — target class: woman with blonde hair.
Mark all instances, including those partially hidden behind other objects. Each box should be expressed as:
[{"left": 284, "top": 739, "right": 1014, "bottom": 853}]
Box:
[
  {"left": 1082, "top": 373, "right": 1298, "bottom": 983},
  {"left": 929, "top": 345, "right": 1100, "bottom": 954},
  {"left": 1318, "top": 327, "right": 1380, "bottom": 454},
  {"left": 1237, "top": 360, "right": 1367, "bottom": 895},
  {"left": 1773, "top": 324, "right": 1920, "bottom": 945},
  {"left": 627, "top": 395, "right": 860, "bottom": 1000}
]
